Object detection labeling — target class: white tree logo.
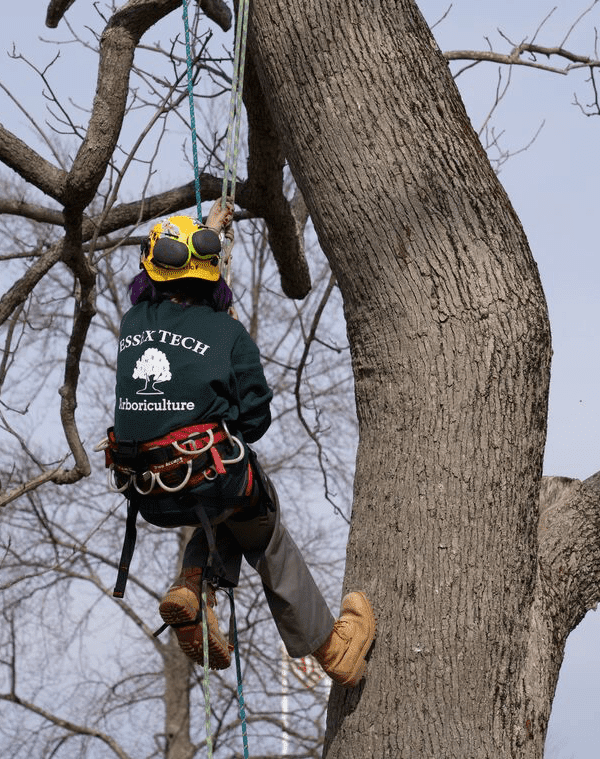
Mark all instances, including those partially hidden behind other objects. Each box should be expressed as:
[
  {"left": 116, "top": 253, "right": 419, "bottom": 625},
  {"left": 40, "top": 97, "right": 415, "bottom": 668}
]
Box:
[{"left": 133, "top": 348, "right": 172, "bottom": 395}]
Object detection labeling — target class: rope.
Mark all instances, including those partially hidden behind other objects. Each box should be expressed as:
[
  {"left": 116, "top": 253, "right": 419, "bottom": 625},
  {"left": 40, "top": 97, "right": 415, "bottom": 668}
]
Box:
[
  {"left": 182, "top": 0, "right": 203, "bottom": 220},
  {"left": 201, "top": 580, "right": 214, "bottom": 759},
  {"left": 221, "top": 0, "right": 250, "bottom": 209},
  {"left": 227, "top": 588, "right": 250, "bottom": 759}
]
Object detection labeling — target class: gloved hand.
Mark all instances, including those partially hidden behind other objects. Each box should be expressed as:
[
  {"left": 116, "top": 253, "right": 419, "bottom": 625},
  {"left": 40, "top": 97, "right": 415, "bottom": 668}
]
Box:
[{"left": 206, "top": 197, "right": 234, "bottom": 233}]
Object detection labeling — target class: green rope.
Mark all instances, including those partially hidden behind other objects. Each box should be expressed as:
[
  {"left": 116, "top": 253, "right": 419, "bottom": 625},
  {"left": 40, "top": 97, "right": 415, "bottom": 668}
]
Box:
[
  {"left": 227, "top": 588, "right": 249, "bottom": 759},
  {"left": 182, "top": 0, "right": 203, "bottom": 220},
  {"left": 201, "top": 581, "right": 214, "bottom": 759},
  {"left": 221, "top": 0, "right": 250, "bottom": 208}
]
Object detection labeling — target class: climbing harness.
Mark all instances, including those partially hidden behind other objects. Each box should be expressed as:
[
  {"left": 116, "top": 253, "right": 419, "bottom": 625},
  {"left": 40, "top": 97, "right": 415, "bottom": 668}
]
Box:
[
  {"left": 97, "top": 419, "right": 254, "bottom": 595},
  {"left": 99, "top": 420, "right": 244, "bottom": 496}
]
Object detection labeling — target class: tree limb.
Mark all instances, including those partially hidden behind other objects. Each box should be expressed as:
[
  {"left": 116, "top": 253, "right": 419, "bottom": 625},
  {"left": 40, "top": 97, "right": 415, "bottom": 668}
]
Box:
[
  {"left": 537, "top": 471, "right": 600, "bottom": 626},
  {"left": 65, "top": 0, "right": 181, "bottom": 208},
  {"left": 0, "top": 198, "right": 65, "bottom": 226},
  {"left": 45, "top": 0, "right": 77, "bottom": 28},
  {"left": 0, "top": 125, "right": 67, "bottom": 202},
  {"left": 240, "top": 49, "right": 311, "bottom": 299},
  {"left": 445, "top": 44, "right": 600, "bottom": 76},
  {"left": 0, "top": 693, "right": 133, "bottom": 759},
  {"left": 197, "top": 0, "right": 232, "bottom": 31},
  {"left": 0, "top": 241, "right": 64, "bottom": 326},
  {"left": 520, "top": 471, "right": 600, "bottom": 751}
]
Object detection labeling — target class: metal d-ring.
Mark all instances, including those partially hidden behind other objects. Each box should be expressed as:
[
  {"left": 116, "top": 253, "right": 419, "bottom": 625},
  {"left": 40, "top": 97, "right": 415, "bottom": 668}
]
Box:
[
  {"left": 219, "top": 420, "right": 245, "bottom": 465},
  {"left": 108, "top": 464, "right": 131, "bottom": 493},
  {"left": 171, "top": 428, "right": 214, "bottom": 456},
  {"left": 154, "top": 460, "right": 193, "bottom": 493},
  {"left": 133, "top": 469, "right": 157, "bottom": 495}
]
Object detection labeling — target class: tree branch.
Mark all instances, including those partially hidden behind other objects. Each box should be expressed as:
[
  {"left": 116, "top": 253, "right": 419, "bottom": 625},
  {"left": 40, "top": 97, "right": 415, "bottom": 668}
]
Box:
[
  {"left": 445, "top": 44, "right": 600, "bottom": 76},
  {"left": 521, "top": 471, "right": 600, "bottom": 751},
  {"left": 197, "top": 0, "right": 232, "bottom": 32},
  {"left": 0, "top": 125, "right": 67, "bottom": 202},
  {"left": 240, "top": 49, "right": 311, "bottom": 299},
  {"left": 0, "top": 693, "right": 133, "bottom": 759},
  {"left": 0, "top": 241, "right": 64, "bottom": 326},
  {"left": 537, "top": 471, "right": 600, "bottom": 626},
  {"left": 65, "top": 0, "right": 181, "bottom": 208},
  {"left": 45, "top": 0, "right": 77, "bottom": 28}
]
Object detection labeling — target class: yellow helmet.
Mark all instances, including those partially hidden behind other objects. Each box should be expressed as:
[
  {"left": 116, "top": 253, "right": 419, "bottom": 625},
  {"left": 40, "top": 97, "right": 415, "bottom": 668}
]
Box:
[{"left": 141, "top": 215, "right": 222, "bottom": 283}]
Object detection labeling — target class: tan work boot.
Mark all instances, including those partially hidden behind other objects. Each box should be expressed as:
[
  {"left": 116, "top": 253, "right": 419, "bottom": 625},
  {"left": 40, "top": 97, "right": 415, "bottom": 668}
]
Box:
[
  {"left": 159, "top": 567, "right": 232, "bottom": 670},
  {"left": 313, "top": 591, "right": 376, "bottom": 688}
]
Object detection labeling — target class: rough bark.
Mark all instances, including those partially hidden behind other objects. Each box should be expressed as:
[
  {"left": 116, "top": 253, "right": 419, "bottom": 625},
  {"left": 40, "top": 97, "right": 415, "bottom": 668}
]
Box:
[
  {"left": 521, "top": 472, "right": 600, "bottom": 756},
  {"left": 248, "top": 1, "right": 559, "bottom": 757}
]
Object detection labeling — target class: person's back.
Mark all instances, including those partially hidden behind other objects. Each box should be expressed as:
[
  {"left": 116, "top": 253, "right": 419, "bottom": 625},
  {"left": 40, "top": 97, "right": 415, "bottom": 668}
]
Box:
[{"left": 115, "top": 299, "right": 271, "bottom": 444}]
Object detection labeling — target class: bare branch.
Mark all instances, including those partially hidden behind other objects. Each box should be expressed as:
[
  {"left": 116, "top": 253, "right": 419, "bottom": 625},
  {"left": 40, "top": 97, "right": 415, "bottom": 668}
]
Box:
[
  {"left": 0, "top": 199, "right": 64, "bottom": 226},
  {"left": 0, "top": 463, "right": 68, "bottom": 509},
  {"left": 293, "top": 272, "right": 349, "bottom": 523},
  {"left": 446, "top": 43, "right": 600, "bottom": 76},
  {"left": 45, "top": 0, "right": 77, "bottom": 28},
  {"left": 197, "top": 0, "right": 232, "bottom": 32},
  {"left": 0, "top": 693, "right": 133, "bottom": 759},
  {"left": 0, "top": 241, "right": 64, "bottom": 326},
  {"left": 0, "top": 124, "right": 67, "bottom": 202},
  {"left": 65, "top": 0, "right": 181, "bottom": 208}
]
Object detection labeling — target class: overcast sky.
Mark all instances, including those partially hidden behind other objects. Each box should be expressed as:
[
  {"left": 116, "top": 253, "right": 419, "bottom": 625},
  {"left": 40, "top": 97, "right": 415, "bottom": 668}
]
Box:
[{"left": 1, "top": 2, "right": 599, "bottom": 757}]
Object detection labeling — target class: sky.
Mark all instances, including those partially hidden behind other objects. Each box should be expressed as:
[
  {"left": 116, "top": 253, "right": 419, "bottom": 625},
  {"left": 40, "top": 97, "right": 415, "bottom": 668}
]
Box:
[{"left": 1, "top": 2, "right": 599, "bottom": 757}]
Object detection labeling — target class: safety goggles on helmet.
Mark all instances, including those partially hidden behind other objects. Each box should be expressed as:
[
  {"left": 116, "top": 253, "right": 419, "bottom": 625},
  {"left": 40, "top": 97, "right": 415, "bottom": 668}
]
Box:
[
  {"left": 152, "top": 227, "right": 222, "bottom": 269},
  {"left": 141, "top": 215, "right": 222, "bottom": 283}
]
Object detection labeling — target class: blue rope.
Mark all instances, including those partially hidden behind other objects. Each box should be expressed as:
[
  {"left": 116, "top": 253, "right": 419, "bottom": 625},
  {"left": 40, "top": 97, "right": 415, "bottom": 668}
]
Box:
[
  {"left": 227, "top": 588, "right": 249, "bottom": 759},
  {"left": 182, "top": 0, "right": 203, "bottom": 220}
]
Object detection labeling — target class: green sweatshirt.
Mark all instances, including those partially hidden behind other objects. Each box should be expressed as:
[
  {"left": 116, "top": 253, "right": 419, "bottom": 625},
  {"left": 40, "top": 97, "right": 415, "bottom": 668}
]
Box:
[{"left": 114, "top": 300, "right": 272, "bottom": 444}]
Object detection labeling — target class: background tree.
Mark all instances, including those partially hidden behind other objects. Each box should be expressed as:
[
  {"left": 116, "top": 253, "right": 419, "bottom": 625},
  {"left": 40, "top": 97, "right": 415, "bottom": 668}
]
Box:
[{"left": 1, "top": 1, "right": 600, "bottom": 758}]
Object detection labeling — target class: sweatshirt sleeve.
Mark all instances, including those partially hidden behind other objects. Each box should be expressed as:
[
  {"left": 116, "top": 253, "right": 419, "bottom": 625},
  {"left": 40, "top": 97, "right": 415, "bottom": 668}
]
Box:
[{"left": 231, "top": 330, "right": 273, "bottom": 443}]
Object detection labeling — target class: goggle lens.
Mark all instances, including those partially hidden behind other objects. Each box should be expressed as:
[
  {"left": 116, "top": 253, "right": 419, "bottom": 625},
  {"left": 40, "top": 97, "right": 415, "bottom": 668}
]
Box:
[
  {"left": 152, "top": 237, "right": 190, "bottom": 269},
  {"left": 150, "top": 226, "right": 222, "bottom": 270},
  {"left": 190, "top": 228, "right": 221, "bottom": 260}
]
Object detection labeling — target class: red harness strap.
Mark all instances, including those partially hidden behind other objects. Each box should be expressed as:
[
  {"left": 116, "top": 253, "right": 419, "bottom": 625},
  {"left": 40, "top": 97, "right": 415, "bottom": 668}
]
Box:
[{"left": 104, "top": 422, "right": 247, "bottom": 497}]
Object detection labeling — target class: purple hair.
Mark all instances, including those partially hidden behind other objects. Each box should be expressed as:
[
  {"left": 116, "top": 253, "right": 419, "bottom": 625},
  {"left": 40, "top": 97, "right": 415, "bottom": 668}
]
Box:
[{"left": 128, "top": 269, "right": 233, "bottom": 312}]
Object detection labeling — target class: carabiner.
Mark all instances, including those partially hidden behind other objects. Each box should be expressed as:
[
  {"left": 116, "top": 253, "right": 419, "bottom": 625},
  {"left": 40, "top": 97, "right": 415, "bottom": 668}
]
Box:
[
  {"left": 108, "top": 464, "right": 131, "bottom": 493},
  {"left": 220, "top": 434, "right": 245, "bottom": 465},
  {"left": 154, "top": 460, "right": 193, "bottom": 493},
  {"left": 171, "top": 428, "right": 214, "bottom": 456},
  {"left": 133, "top": 470, "right": 156, "bottom": 495}
]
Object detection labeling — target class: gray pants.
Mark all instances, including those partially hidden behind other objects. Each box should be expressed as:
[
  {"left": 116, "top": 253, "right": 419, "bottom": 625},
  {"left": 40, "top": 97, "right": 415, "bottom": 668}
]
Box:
[{"left": 183, "top": 472, "right": 335, "bottom": 658}]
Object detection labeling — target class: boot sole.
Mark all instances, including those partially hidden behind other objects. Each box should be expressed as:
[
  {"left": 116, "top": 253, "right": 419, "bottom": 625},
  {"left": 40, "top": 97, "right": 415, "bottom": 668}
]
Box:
[
  {"left": 159, "top": 592, "right": 231, "bottom": 670},
  {"left": 340, "top": 591, "right": 377, "bottom": 687}
]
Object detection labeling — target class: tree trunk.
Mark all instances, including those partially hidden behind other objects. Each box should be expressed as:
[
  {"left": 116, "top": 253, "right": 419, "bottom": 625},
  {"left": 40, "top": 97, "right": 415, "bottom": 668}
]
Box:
[
  {"left": 162, "top": 529, "right": 195, "bottom": 759},
  {"left": 249, "top": 1, "right": 559, "bottom": 756}
]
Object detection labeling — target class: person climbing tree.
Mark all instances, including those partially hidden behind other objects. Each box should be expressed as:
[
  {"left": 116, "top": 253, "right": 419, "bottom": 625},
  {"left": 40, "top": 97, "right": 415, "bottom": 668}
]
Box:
[{"left": 105, "top": 201, "right": 376, "bottom": 687}]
